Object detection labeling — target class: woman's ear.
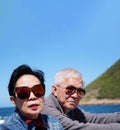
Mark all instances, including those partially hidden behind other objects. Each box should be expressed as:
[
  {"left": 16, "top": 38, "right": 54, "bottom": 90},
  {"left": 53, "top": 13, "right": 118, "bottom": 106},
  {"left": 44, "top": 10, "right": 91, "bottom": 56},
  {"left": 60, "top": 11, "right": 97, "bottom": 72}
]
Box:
[
  {"left": 10, "top": 96, "right": 16, "bottom": 106},
  {"left": 52, "top": 85, "right": 57, "bottom": 96}
]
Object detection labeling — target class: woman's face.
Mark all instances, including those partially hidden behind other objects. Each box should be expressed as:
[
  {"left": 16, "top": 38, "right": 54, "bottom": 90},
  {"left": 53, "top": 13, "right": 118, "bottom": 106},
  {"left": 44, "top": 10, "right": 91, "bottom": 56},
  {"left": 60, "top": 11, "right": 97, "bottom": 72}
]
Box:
[{"left": 11, "top": 74, "right": 44, "bottom": 119}]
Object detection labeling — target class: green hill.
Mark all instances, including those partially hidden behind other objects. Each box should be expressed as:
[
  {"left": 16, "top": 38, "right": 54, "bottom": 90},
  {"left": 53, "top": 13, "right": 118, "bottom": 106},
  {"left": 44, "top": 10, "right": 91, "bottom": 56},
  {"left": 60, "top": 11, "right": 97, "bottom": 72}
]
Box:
[{"left": 82, "top": 59, "right": 120, "bottom": 102}]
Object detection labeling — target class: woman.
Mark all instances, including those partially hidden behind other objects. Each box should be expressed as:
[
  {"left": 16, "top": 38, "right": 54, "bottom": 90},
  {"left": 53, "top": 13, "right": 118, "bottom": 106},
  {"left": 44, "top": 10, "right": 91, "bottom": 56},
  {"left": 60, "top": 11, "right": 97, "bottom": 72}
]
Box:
[{"left": 0, "top": 64, "right": 63, "bottom": 130}]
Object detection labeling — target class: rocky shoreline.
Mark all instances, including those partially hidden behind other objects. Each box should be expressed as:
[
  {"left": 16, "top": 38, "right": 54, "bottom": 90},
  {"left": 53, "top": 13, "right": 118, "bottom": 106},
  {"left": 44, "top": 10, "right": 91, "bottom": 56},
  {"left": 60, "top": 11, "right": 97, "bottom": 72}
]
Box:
[{"left": 80, "top": 99, "right": 120, "bottom": 105}]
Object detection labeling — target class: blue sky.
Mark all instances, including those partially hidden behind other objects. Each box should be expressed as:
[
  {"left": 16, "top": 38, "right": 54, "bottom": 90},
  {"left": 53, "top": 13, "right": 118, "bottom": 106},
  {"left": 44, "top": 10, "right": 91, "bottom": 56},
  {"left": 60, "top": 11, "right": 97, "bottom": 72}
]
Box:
[{"left": 0, "top": 0, "right": 120, "bottom": 107}]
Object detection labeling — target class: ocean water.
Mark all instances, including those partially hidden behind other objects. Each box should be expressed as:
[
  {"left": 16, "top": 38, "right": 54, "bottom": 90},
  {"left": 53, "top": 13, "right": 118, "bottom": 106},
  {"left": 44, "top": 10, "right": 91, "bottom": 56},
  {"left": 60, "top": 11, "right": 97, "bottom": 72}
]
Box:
[
  {"left": 0, "top": 104, "right": 120, "bottom": 118},
  {"left": 0, "top": 107, "right": 15, "bottom": 118},
  {"left": 79, "top": 104, "right": 120, "bottom": 113}
]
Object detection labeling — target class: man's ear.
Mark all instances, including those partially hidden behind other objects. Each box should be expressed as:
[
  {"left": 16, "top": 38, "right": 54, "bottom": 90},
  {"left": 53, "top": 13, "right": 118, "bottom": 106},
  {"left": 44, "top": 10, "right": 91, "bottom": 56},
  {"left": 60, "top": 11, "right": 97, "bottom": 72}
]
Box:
[
  {"left": 10, "top": 96, "right": 16, "bottom": 106},
  {"left": 52, "top": 85, "right": 57, "bottom": 96}
]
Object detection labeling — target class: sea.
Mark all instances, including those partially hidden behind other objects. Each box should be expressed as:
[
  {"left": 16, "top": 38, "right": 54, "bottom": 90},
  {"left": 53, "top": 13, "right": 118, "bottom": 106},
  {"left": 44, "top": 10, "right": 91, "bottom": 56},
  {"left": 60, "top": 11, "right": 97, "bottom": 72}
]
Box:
[{"left": 0, "top": 104, "right": 120, "bottom": 119}]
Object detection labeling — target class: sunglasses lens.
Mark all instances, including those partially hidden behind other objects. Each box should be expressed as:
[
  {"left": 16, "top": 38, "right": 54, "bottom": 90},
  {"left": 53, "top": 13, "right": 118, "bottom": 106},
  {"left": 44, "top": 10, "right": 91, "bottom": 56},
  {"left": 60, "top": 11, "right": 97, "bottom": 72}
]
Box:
[
  {"left": 65, "top": 86, "right": 75, "bottom": 94},
  {"left": 32, "top": 84, "right": 45, "bottom": 97},
  {"left": 77, "top": 88, "right": 86, "bottom": 96},
  {"left": 15, "top": 84, "right": 45, "bottom": 99},
  {"left": 16, "top": 87, "right": 30, "bottom": 99},
  {"left": 65, "top": 86, "right": 85, "bottom": 97}
]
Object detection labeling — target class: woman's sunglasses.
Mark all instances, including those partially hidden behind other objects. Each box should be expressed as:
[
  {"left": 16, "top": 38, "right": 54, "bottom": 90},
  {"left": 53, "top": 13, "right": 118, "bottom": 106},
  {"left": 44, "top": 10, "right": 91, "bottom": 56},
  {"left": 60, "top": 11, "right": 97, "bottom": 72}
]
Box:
[
  {"left": 14, "top": 84, "right": 45, "bottom": 99},
  {"left": 65, "top": 85, "right": 86, "bottom": 97}
]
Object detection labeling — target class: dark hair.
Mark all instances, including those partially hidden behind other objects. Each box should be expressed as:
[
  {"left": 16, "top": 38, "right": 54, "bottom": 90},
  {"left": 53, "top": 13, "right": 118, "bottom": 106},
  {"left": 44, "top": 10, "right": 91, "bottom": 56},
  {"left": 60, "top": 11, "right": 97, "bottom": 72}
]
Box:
[{"left": 8, "top": 64, "right": 45, "bottom": 96}]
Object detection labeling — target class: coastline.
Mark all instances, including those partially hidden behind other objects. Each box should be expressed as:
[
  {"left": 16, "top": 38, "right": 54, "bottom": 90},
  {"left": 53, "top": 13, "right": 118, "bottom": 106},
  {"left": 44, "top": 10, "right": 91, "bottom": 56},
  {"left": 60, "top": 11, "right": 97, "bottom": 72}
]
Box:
[{"left": 80, "top": 99, "right": 120, "bottom": 105}]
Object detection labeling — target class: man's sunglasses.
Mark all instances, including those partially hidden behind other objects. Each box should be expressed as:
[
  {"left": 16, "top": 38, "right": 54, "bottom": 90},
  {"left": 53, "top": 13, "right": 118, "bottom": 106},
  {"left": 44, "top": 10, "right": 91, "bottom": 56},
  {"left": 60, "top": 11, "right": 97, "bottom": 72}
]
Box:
[
  {"left": 65, "top": 85, "right": 86, "bottom": 97},
  {"left": 14, "top": 84, "right": 45, "bottom": 99}
]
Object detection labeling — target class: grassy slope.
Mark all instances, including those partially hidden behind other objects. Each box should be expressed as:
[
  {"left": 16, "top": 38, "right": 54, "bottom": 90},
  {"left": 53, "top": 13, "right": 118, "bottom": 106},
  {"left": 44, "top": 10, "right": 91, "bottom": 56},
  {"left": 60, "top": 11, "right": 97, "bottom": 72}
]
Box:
[{"left": 82, "top": 59, "right": 120, "bottom": 102}]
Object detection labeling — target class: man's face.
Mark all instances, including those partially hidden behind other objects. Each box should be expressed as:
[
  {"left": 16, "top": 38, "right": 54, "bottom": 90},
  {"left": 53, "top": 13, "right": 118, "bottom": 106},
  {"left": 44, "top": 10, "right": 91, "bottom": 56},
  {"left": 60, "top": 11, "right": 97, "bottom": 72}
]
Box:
[
  {"left": 52, "top": 77, "right": 84, "bottom": 113},
  {"left": 11, "top": 74, "right": 44, "bottom": 119}
]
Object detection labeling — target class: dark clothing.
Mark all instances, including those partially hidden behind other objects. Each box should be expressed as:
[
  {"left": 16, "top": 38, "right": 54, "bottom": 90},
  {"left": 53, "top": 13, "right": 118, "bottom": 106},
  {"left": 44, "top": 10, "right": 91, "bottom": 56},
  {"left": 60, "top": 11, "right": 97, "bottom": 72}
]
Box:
[
  {"left": 42, "top": 93, "right": 120, "bottom": 130},
  {"left": 25, "top": 114, "right": 47, "bottom": 130}
]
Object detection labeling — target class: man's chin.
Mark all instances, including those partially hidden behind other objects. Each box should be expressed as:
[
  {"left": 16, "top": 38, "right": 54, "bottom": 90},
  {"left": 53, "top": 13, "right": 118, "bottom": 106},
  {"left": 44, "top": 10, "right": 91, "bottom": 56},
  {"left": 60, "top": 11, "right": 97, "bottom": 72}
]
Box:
[{"left": 68, "top": 104, "right": 76, "bottom": 110}]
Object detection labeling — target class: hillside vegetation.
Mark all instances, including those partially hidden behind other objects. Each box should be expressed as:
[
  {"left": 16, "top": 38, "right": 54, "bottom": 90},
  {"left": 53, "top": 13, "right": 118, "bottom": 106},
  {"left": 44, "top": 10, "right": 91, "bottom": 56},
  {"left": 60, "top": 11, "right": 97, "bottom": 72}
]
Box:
[{"left": 81, "top": 59, "right": 120, "bottom": 104}]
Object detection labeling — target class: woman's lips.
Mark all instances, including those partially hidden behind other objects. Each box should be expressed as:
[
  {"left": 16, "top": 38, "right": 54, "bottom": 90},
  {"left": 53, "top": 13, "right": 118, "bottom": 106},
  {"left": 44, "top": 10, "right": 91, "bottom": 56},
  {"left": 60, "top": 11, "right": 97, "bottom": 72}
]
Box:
[{"left": 29, "top": 104, "right": 39, "bottom": 110}]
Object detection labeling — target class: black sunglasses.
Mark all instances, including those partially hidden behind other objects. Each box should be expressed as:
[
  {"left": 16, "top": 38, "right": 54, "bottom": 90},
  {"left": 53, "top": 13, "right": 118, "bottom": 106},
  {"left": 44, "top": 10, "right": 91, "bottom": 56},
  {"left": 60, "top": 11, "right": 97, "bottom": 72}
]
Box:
[
  {"left": 65, "top": 85, "right": 85, "bottom": 97},
  {"left": 14, "top": 84, "right": 45, "bottom": 99}
]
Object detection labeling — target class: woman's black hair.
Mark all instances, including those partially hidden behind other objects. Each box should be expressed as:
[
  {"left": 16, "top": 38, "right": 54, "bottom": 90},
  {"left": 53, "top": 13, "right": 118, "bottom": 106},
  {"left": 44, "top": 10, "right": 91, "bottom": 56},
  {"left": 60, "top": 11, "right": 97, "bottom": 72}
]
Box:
[{"left": 8, "top": 64, "right": 45, "bottom": 96}]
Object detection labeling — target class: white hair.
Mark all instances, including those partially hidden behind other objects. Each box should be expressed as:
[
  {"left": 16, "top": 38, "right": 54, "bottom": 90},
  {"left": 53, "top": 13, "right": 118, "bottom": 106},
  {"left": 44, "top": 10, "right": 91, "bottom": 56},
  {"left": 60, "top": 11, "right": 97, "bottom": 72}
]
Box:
[{"left": 54, "top": 68, "right": 85, "bottom": 86}]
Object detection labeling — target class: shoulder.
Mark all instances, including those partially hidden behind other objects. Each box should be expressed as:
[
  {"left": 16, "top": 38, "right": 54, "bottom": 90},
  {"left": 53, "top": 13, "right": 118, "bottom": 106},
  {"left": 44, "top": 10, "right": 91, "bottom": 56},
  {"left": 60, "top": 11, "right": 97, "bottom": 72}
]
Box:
[
  {"left": 44, "top": 94, "right": 60, "bottom": 108},
  {"left": 45, "top": 93, "right": 53, "bottom": 102},
  {"left": 0, "top": 111, "right": 27, "bottom": 129},
  {"left": 41, "top": 114, "right": 63, "bottom": 130},
  {"left": 0, "top": 118, "right": 16, "bottom": 129},
  {"left": 42, "top": 114, "right": 60, "bottom": 123}
]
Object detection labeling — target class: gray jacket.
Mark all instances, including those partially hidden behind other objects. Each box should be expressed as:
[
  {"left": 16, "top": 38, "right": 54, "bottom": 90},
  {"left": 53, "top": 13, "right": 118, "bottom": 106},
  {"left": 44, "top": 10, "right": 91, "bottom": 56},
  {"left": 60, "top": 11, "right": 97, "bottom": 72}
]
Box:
[{"left": 42, "top": 93, "right": 120, "bottom": 130}]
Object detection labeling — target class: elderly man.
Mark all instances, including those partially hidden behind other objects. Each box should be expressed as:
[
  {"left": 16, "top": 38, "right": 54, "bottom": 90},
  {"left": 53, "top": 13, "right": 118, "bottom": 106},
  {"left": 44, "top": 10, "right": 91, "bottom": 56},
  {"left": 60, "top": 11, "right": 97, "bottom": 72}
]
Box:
[{"left": 42, "top": 68, "right": 120, "bottom": 130}]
